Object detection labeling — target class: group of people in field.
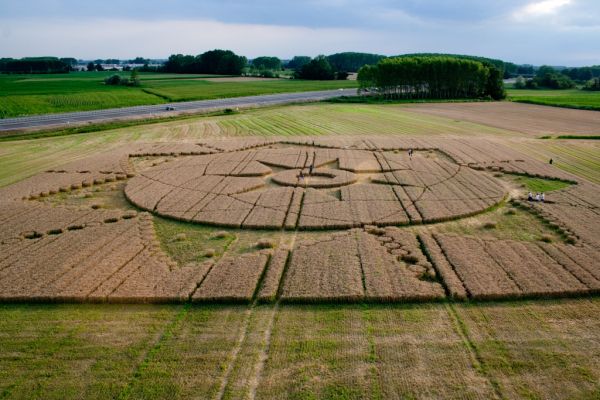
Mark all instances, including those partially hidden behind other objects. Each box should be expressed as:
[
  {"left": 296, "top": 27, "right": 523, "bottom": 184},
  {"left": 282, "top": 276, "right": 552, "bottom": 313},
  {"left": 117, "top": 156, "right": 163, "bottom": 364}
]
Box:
[
  {"left": 297, "top": 157, "right": 315, "bottom": 181},
  {"left": 528, "top": 192, "right": 545, "bottom": 202},
  {"left": 298, "top": 148, "right": 416, "bottom": 182}
]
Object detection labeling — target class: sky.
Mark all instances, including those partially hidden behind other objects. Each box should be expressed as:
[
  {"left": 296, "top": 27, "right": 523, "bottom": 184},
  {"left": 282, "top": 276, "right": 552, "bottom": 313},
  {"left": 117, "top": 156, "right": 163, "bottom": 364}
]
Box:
[{"left": 0, "top": 0, "right": 599, "bottom": 66}]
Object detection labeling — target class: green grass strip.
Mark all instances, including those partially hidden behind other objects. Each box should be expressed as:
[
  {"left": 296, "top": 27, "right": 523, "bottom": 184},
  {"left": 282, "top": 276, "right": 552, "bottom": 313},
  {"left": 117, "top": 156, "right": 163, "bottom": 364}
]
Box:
[{"left": 117, "top": 304, "right": 190, "bottom": 400}]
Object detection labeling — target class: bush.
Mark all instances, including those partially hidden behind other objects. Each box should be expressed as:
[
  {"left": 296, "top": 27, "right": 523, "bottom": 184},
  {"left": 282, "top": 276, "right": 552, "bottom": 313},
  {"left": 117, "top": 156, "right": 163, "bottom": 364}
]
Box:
[
  {"left": 260, "top": 69, "right": 275, "bottom": 78},
  {"left": 204, "top": 248, "right": 216, "bottom": 257},
  {"left": 104, "top": 71, "right": 140, "bottom": 87},
  {"left": 256, "top": 238, "right": 275, "bottom": 249},
  {"left": 335, "top": 71, "right": 349, "bottom": 80},
  {"left": 583, "top": 77, "right": 600, "bottom": 91},
  {"left": 525, "top": 79, "right": 538, "bottom": 89},
  {"left": 524, "top": 71, "right": 576, "bottom": 90},
  {"left": 514, "top": 76, "right": 526, "bottom": 89},
  {"left": 211, "top": 230, "right": 229, "bottom": 239},
  {"left": 539, "top": 73, "right": 575, "bottom": 89},
  {"left": 104, "top": 74, "right": 122, "bottom": 85},
  {"left": 401, "top": 254, "right": 419, "bottom": 264},
  {"left": 365, "top": 226, "right": 386, "bottom": 236},
  {"left": 483, "top": 222, "right": 497, "bottom": 229},
  {"left": 173, "top": 233, "right": 187, "bottom": 242}
]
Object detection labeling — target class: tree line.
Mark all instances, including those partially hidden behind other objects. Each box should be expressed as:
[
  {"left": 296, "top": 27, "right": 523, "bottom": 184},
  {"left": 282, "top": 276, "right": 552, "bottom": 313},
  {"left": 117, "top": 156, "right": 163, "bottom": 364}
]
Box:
[
  {"left": 514, "top": 65, "right": 600, "bottom": 91},
  {"left": 562, "top": 66, "right": 600, "bottom": 81},
  {"left": 0, "top": 57, "right": 76, "bottom": 74},
  {"left": 397, "top": 53, "right": 513, "bottom": 78},
  {"left": 357, "top": 56, "right": 505, "bottom": 100},
  {"left": 163, "top": 50, "right": 247, "bottom": 75},
  {"left": 327, "top": 52, "right": 385, "bottom": 72},
  {"left": 5, "top": 51, "right": 598, "bottom": 91}
]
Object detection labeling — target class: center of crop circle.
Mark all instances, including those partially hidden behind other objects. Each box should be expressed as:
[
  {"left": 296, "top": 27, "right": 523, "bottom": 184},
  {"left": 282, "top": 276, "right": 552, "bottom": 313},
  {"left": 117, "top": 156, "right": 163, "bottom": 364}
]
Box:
[{"left": 271, "top": 168, "right": 357, "bottom": 188}]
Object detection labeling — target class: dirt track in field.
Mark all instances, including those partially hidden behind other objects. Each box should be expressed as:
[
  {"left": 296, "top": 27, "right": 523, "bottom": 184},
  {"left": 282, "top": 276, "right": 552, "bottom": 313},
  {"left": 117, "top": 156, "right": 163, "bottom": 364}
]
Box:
[{"left": 404, "top": 102, "right": 600, "bottom": 136}]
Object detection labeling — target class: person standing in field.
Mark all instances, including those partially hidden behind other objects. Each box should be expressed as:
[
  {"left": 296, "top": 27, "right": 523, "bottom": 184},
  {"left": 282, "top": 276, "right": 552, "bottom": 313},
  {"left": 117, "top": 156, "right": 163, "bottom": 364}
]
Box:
[
  {"left": 541, "top": 192, "right": 545, "bottom": 202},
  {"left": 528, "top": 192, "right": 533, "bottom": 201},
  {"left": 535, "top": 193, "right": 541, "bottom": 202}
]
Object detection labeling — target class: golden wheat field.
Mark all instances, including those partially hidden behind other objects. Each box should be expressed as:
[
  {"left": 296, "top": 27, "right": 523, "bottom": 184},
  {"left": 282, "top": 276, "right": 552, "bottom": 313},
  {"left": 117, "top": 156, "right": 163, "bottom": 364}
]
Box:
[{"left": 1, "top": 102, "right": 599, "bottom": 399}]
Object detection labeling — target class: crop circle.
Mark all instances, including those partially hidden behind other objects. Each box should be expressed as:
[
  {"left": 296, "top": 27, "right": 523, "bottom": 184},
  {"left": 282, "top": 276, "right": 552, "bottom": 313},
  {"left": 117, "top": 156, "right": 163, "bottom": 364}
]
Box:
[
  {"left": 271, "top": 168, "right": 357, "bottom": 188},
  {"left": 125, "top": 145, "right": 506, "bottom": 230}
]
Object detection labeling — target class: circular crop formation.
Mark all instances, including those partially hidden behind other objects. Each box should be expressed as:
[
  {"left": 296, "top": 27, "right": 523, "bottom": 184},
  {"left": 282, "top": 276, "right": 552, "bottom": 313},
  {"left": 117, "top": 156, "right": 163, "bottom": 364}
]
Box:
[
  {"left": 125, "top": 145, "right": 507, "bottom": 230},
  {"left": 271, "top": 168, "right": 357, "bottom": 188}
]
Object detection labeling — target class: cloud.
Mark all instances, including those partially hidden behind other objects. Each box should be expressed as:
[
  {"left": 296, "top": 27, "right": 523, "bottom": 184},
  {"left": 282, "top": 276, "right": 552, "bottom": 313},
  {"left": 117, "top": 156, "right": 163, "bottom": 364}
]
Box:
[
  {"left": 0, "top": 18, "right": 388, "bottom": 59},
  {"left": 0, "top": 1, "right": 599, "bottom": 66},
  {"left": 513, "top": 0, "right": 572, "bottom": 20}
]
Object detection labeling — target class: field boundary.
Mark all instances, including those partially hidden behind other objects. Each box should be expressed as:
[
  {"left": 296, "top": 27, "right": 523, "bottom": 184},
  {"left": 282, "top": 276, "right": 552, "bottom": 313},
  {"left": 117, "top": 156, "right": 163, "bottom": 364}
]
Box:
[
  {"left": 117, "top": 304, "right": 190, "bottom": 400},
  {"left": 445, "top": 303, "right": 505, "bottom": 399},
  {"left": 511, "top": 99, "right": 600, "bottom": 112}
]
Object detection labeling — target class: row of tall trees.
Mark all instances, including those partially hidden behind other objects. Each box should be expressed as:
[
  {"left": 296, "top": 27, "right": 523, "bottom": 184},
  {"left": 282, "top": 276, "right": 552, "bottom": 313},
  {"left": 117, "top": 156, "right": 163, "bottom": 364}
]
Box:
[
  {"left": 357, "top": 56, "right": 505, "bottom": 100},
  {"left": 0, "top": 57, "right": 75, "bottom": 73},
  {"left": 397, "top": 53, "right": 516, "bottom": 78},
  {"left": 163, "top": 50, "right": 247, "bottom": 75}
]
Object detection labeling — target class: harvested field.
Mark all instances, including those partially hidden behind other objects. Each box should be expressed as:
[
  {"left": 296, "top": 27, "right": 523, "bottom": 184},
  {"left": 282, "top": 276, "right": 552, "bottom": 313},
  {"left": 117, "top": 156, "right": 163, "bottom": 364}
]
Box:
[
  {"left": 432, "top": 233, "right": 600, "bottom": 300},
  {"left": 257, "top": 248, "right": 290, "bottom": 302},
  {"left": 510, "top": 139, "right": 600, "bottom": 184},
  {"left": 280, "top": 231, "right": 365, "bottom": 302},
  {"left": 279, "top": 229, "right": 445, "bottom": 302},
  {"left": 192, "top": 252, "right": 270, "bottom": 302},
  {"left": 125, "top": 143, "right": 509, "bottom": 229},
  {"left": 358, "top": 229, "right": 445, "bottom": 301},
  {"left": 0, "top": 133, "right": 598, "bottom": 303},
  {"left": 0, "top": 209, "right": 209, "bottom": 302},
  {"left": 1, "top": 98, "right": 600, "bottom": 399},
  {"left": 405, "top": 102, "right": 600, "bottom": 136}
]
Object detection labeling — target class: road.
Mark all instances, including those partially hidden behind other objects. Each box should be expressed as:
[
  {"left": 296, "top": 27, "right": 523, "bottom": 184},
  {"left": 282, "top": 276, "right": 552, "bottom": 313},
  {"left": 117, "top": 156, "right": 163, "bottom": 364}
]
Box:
[{"left": 0, "top": 88, "right": 358, "bottom": 132}]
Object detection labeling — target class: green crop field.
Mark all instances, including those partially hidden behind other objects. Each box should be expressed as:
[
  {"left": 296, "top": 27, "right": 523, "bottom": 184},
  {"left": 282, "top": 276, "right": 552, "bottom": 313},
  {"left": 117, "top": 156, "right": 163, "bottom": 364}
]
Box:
[
  {"left": 1, "top": 301, "right": 598, "bottom": 400},
  {"left": 141, "top": 79, "right": 357, "bottom": 102},
  {"left": 0, "top": 72, "right": 357, "bottom": 118},
  {"left": 507, "top": 88, "right": 600, "bottom": 110}
]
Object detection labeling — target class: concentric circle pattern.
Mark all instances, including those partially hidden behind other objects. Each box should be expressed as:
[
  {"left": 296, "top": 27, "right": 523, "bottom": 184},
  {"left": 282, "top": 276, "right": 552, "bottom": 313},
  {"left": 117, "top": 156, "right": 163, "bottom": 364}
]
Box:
[
  {"left": 271, "top": 168, "right": 357, "bottom": 188},
  {"left": 125, "top": 145, "right": 506, "bottom": 229}
]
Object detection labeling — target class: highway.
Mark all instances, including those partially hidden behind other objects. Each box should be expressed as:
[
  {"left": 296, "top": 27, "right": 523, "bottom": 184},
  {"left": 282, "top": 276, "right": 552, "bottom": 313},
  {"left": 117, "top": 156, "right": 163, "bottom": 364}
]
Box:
[{"left": 0, "top": 88, "right": 358, "bottom": 132}]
